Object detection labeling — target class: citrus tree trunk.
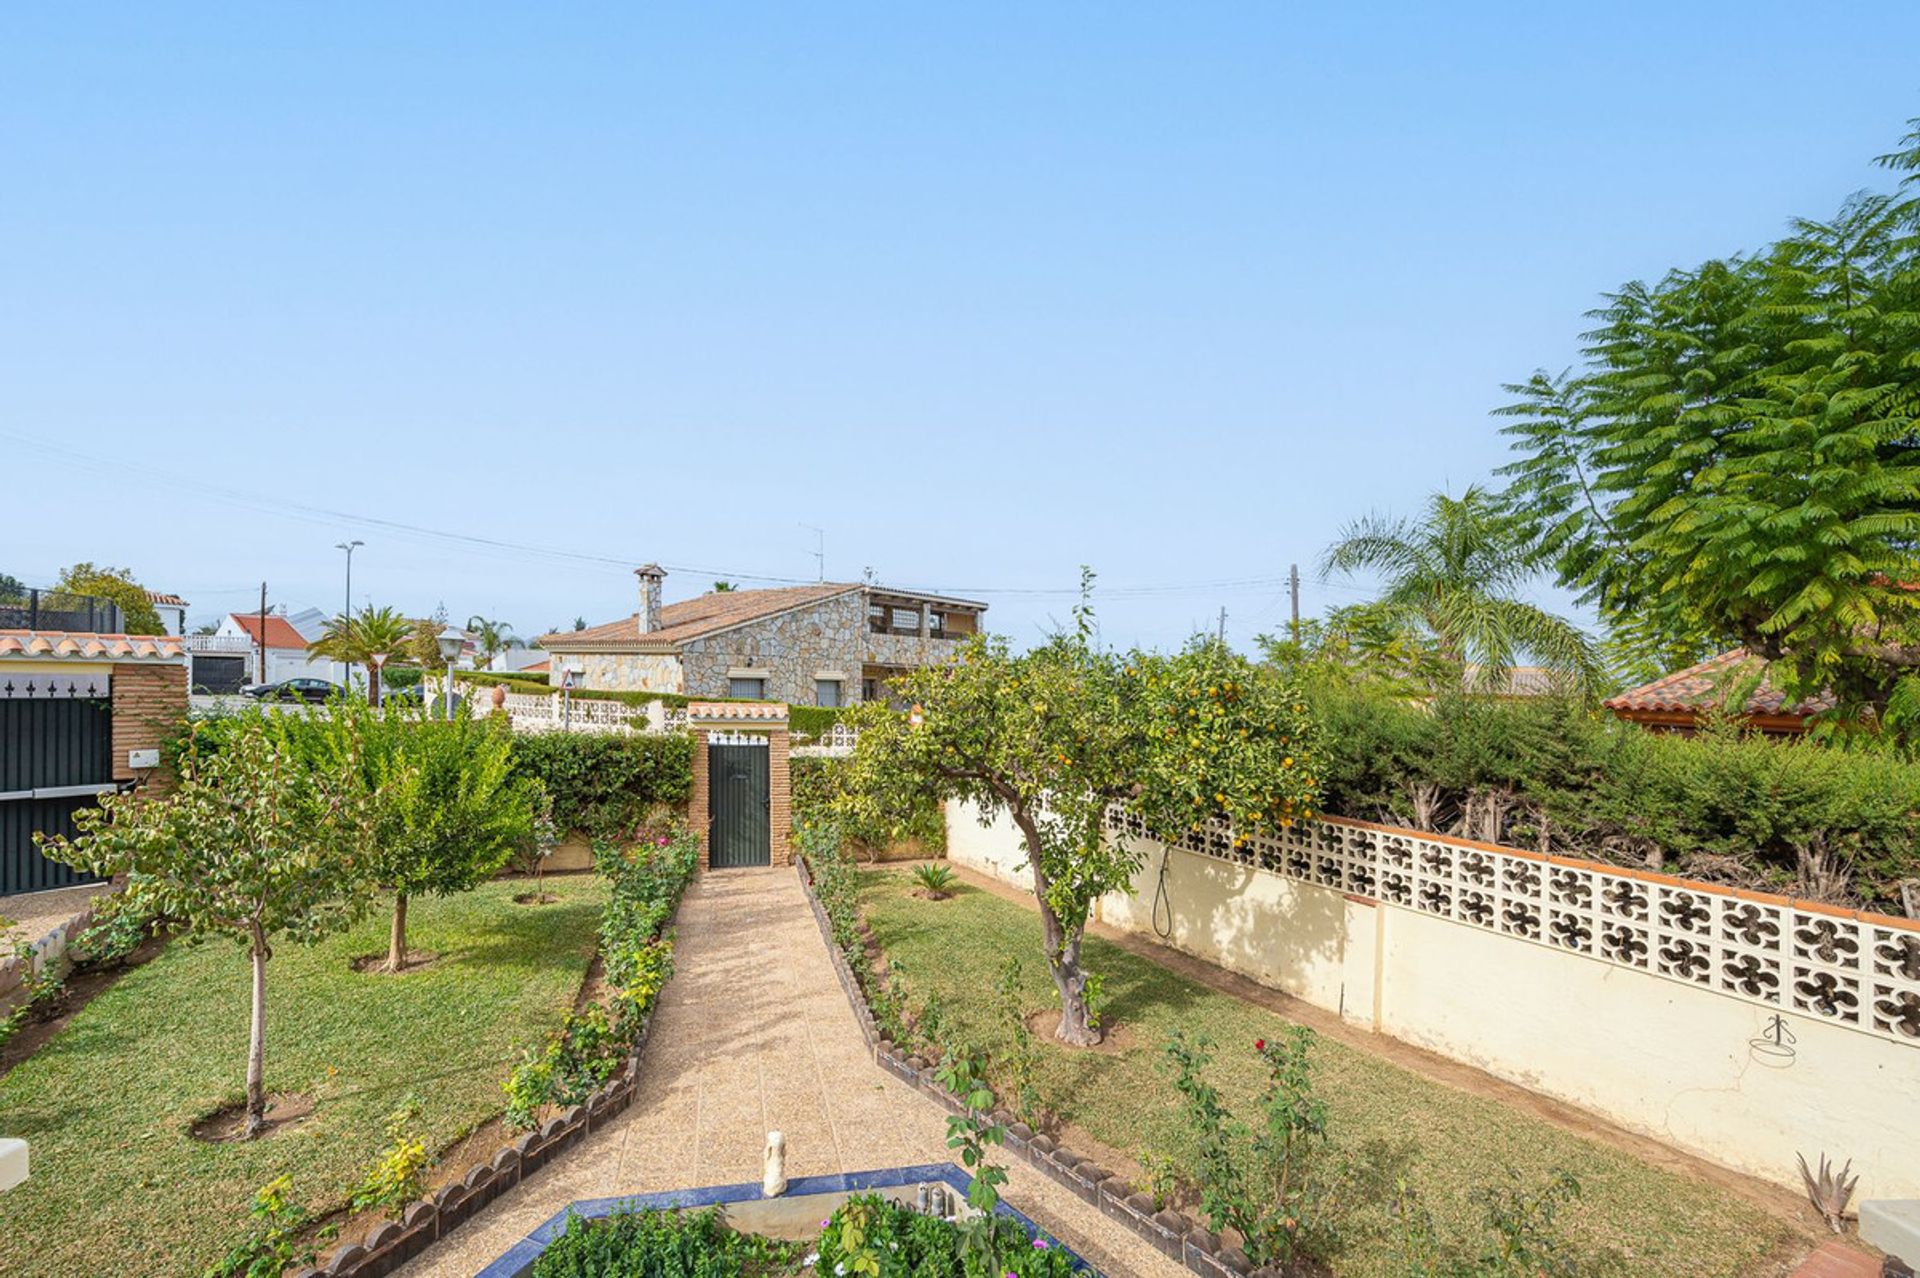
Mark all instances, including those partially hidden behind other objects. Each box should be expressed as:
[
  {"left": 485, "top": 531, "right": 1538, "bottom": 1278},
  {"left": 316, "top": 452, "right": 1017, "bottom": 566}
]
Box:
[
  {"left": 244, "top": 925, "right": 270, "bottom": 1138},
  {"left": 1015, "top": 807, "right": 1101, "bottom": 1047},
  {"left": 386, "top": 892, "right": 408, "bottom": 972}
]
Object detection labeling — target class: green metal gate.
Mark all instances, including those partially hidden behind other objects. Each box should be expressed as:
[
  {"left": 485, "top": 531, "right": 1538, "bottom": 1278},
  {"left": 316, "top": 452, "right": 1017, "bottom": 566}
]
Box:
[
  {"left": 708, "top": 739, "right": 770, "bottom": 868},
  {"left": 1, "top": 697, "right": 112, "bottom": 895}
]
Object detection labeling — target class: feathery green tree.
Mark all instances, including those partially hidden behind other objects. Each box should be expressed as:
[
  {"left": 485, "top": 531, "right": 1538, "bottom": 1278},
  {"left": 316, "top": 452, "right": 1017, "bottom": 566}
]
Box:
[{"left": 1498, "top": 116, "right": 1920, "bottom": 726}]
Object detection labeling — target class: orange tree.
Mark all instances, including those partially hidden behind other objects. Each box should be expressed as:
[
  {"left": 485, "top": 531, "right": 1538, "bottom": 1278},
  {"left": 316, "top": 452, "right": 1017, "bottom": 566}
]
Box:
[{"left": 842, "top": 595, "right": 1319, "bottom": 1047}]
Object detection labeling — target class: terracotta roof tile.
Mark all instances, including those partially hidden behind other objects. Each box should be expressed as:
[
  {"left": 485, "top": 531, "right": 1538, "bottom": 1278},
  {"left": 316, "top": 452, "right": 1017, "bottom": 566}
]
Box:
[
  {"left": 145, "top": 591, "right": 189, "bottom": 607},
  {"left": 1603, "top": 648, "right": 1833, "bottom": 719},
  {"left": 0, "top": 630, "right": 187, "bottom": 661},
  {"left": 227, "top": 613, "right": 311, "bottom": 650},
  {"left": 541, "top": 583, "right": 861, "bottom": 651}
]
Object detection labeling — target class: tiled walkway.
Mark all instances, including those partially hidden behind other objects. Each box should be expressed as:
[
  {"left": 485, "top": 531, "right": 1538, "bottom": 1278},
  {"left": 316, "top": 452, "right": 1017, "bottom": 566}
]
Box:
[{"left": 394, "top": 868, "right": 1187, "bottom": 1277}]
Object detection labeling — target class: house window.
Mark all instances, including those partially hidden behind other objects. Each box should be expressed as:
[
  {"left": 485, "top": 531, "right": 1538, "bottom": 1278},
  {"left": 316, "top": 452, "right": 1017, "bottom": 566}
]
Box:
[
  {"left": 815, "top": 678, "right": 843, "bottom": 707},
  {"left": 728, "top": 676, "right": 765, "bottom": 699}
]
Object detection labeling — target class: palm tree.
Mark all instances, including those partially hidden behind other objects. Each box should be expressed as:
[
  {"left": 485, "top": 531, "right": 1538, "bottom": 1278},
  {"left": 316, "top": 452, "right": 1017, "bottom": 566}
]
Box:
[
  {"left": 310, "top": 606, "right": 415, "bottom": 707},
  {"left": 465, "top": 616, "right": 517, "bottom": 670},
  {"left": 1320, "top": 487, "right": 1598, "bottom": 693}
]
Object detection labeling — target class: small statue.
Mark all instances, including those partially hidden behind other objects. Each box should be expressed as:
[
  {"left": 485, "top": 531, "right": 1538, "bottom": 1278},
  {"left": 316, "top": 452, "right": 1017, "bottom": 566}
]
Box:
[{"left": 763, "top": 1130, "right": 787, "bottom": 1197}]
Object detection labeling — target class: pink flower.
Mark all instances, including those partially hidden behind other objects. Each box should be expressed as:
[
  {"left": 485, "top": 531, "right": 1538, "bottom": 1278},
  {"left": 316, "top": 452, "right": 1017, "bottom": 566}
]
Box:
[{"left": 1032, "top": 1238, "right": 1048, "bottom": 1249}]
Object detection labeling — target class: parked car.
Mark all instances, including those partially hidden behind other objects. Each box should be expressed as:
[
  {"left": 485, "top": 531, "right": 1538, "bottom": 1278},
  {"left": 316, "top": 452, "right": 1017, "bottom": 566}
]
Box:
[
  {"left": 379, "top": 684, "right": 424, "bottom": 706},
  {"left": 242, "top": 677, "right": 344, "bottom": 703}
]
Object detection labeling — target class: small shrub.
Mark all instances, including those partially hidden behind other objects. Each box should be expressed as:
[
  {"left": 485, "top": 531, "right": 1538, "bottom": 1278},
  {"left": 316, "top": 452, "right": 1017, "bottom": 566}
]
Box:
[
  {"left": 69, "top": 890, "right": 159, "bottom": 970},
  {"left": 350, "top": 1096, "right": 435, "bottom": 1215},
  {"left": 1162, "top": 1027, "right": 1355, "bottom": 1268},
  {"left": 529, "top": 1206, "right": 803, "bottom": 1277},
  {"left": 911, "top": 862, "right": 956, "bottom": 898},
  {"left": 993, "top": 955, "right": 1048, "bottom": 1129},
  {"left": 1138, "top": 1148, "right": 1193, "bottom": 1213},
  {"left": 201, "top": 1175, "right": 331, "bottom": 1278}
]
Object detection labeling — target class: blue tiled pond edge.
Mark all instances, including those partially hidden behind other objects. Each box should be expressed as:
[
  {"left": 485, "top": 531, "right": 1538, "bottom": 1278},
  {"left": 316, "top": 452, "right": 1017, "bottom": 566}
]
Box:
[
  {"left": 792, "top": 858, "right": 1253, "bottom": 1277},
  {"left": 475, "top": 1162, "right": 1094, "bottom": 1278}
]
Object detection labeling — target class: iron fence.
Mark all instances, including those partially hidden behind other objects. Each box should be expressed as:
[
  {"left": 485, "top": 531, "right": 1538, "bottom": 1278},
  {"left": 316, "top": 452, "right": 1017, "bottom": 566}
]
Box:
[{"left": 0, "top": 588, "right": 125, "bottom": 634}]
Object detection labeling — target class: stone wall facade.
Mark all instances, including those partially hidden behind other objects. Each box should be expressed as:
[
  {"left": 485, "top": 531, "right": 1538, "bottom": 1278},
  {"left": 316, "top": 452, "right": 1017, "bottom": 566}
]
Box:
[
  {"left": 864, "top": 630, "right": 966, "bottom": 670},
  {"left": 681, "top": 591, "right": 866, "bottom": 706},
  {"left": 565, "top": 652, "right": 685, "bottom": 694}
]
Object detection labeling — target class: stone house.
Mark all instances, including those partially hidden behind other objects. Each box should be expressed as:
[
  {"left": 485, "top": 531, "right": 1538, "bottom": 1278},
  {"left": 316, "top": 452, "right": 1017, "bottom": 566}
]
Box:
[{"left": 536, "top": 566, "right": 986, "bottom": 706}]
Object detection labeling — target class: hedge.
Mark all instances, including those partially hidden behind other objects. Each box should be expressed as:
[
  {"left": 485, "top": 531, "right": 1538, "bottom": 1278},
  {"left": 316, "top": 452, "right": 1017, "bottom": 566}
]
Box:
[
  {"left": 506, "top": 732, "right": 693, "bottom": 838},
  {"left": 791, "top": 753, "right": 945, "bottom": 855},
  {"left": 1308, "top": 687, "right": 1920, "bottom": 909}
]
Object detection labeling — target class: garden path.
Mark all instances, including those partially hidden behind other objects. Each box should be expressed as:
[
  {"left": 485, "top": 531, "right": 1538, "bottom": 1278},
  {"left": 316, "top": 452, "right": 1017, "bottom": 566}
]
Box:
[{"left": 394, "top": 867, "right": 1188, "bottom": 1278}]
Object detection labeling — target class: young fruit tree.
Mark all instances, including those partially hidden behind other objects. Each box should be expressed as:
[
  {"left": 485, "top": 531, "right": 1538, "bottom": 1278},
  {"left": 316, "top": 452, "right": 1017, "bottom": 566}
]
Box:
[
  {"left": 842, "top": 591, "right": 1319, "bottom": 1047},
  {"left": 319, "top": 703, "right": 537, "bottom": 972},
  {"left": 36, "top": 713, "right": 373, "bottom": 1138}
]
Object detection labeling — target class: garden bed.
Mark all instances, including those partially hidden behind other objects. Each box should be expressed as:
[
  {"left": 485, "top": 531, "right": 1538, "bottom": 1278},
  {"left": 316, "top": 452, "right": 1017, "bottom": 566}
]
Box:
[
  {"left": 0, "top": 876, "right": 609, "bottom": 1278},
  {"left": 478, "top": 1164, "right": 1088, "bottom": 1277},
  {"left": 851, "top": 868, "right": 1806, "bottom": 1278}
]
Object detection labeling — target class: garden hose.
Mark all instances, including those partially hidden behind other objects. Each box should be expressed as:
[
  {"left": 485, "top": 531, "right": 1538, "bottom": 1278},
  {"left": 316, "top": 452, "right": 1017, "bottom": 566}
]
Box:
[{"left": 1151, "top": 845, "right": 1174, "bottom": 940}]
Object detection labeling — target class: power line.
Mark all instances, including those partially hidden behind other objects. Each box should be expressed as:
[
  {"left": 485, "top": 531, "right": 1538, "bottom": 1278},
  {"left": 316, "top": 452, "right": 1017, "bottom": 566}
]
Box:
[{"left": 0, "top": 429, "right": 1342, "bottom": 604}]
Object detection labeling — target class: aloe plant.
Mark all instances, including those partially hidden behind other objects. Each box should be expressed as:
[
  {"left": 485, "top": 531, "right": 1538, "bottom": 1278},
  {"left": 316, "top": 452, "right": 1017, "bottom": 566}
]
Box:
[
  {"left": 1796, "top": 1152, "right": 1858, "bottom": 1233},
  {"left": 912, "top": 863, "right": 957, "bottom": 899}
]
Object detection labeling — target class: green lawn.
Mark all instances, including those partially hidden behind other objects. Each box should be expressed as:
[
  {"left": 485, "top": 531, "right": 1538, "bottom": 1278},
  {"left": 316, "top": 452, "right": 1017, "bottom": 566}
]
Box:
[
  {"left": 0, "top": 875, "right": 607, "bottom": 1278},
  {"left": 862, "top": 871, "right": 1799, "bottom": 1278}
]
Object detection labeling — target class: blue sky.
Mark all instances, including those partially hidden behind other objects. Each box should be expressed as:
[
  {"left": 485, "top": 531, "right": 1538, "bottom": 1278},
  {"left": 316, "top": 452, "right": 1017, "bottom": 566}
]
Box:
[{"left": 3, "top": 4, "right": 1916, "bottom": 649}]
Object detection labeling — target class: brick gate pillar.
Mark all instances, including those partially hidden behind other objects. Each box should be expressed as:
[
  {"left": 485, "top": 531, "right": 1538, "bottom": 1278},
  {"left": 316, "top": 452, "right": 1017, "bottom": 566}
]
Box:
[{"left": 685, "top": 702, "right": 791, "bottom": 871}]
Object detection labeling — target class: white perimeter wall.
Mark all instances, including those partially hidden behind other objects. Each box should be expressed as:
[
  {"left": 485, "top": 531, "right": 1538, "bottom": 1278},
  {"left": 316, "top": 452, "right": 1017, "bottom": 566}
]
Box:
[{"left": 944, "top": 799, "right": 1920, "bottom": 1201}]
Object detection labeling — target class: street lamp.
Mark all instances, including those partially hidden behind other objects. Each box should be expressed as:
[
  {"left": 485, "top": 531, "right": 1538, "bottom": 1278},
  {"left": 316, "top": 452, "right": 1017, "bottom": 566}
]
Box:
[
  {"left": 336, "top": 540, "right": 364, "bottom": 693},
  {"left": 436, "top": 626, "right": 465, "bottom": 719},
  {"left": 335, "top": 540, "right": 364, "bottom": 617}
]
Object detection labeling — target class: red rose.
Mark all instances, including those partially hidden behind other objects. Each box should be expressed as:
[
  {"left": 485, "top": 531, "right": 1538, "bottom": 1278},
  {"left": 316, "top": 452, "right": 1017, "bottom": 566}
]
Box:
[{"left": 1255, "top": 1039, "right": 1266, "bottom": 1051}]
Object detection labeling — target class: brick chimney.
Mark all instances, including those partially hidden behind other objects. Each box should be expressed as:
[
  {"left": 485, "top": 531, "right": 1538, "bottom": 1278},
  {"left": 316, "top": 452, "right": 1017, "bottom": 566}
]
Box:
[{"left": 635, "top": 564, "right": 666, "bottom": 636}]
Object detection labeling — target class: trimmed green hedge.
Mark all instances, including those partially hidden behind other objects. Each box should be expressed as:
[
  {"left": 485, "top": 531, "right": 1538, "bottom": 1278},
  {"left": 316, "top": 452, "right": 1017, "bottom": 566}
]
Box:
[
  {"left": 788, "top": 704, "right": 847, "bottom": 739},
  {"left": 1309, "top": 687, "right": 1920, "bottom": 908},
  {"left": 507, "top": 732, "right": 693, "bottom": 838},
  {"left": 791, "top": 753, "right": 945, "bottom": 855}
]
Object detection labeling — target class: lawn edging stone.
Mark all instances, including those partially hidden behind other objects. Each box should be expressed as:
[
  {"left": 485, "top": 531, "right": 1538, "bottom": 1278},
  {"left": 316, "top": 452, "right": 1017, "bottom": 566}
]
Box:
[{"left": 792, "top": 857, "right": 1209, "bottom": 1273}]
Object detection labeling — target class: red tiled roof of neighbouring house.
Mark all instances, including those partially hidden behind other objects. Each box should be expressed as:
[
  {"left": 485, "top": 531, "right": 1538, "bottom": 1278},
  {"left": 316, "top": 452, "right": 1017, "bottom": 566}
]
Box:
[
  {"left": 1603, "top": 648, "right": 1834, "bottom": 724},
  {"left": 145, "top": 591, "right": 189, "bottom": 607},
  {"left": 522, "top": 659, "right": 550, "bottom": 673},
  {"left": 227, "top": 613, "right": 311, "bottom": 651},
  {"left": 540, "top": 583, "right": 862, "bottom": 651},
  {"left": 0, "top": 630, "right": 187, "bottom": 661}
]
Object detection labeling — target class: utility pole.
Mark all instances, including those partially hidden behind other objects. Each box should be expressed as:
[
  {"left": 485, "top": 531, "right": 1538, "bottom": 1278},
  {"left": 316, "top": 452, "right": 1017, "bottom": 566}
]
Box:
[
  {"left": 256, "top": 582, "right": 268, "bottom": 686},
  {"left": 1216, "top": 606, "right": 1227, "bottom": 646},
  {"left": 1288, "top": 563, "right": 1302, "bottom": 640}
]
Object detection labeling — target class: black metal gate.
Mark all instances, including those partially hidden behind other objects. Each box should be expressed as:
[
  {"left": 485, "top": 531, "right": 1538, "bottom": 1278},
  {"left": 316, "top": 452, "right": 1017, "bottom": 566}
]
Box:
[
  {"left": 708, "top": 740, "right": 770, "bottom": 868},
  {"left": 1, "top": 699, "right": 112, "bottom": 895}
]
